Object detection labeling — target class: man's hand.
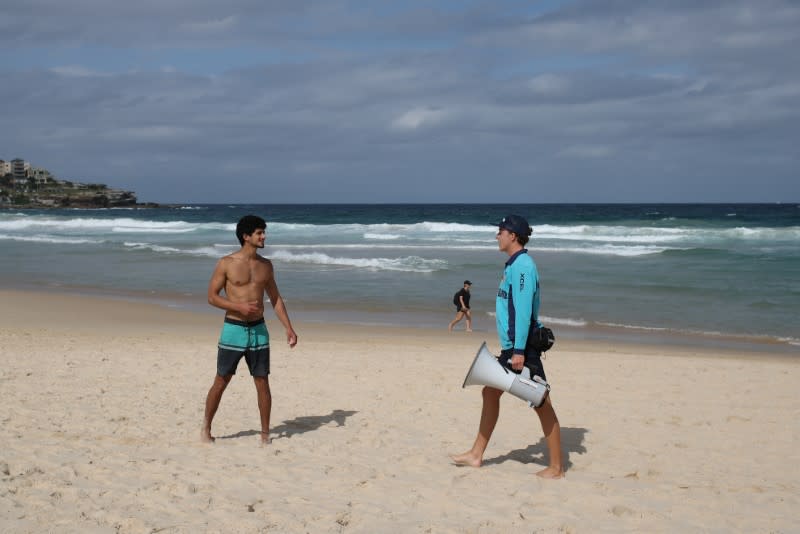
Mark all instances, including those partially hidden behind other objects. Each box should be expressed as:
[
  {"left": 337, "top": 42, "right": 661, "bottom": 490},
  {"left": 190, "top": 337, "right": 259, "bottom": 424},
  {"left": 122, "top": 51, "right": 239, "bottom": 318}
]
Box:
[
  {"left": 511, "top": 354, "right": 525, "bottom": 371},
  {"left": 286, "top": 328, "right": 298, "bottom": 348},
  {"left": 238, "top": 301, "right": 262, "bottom": 317}
]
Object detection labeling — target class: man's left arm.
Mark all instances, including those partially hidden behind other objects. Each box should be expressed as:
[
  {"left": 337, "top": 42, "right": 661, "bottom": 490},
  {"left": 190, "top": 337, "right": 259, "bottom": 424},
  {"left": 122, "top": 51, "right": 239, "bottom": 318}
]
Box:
[{"left": 265, "top": 271, "right": 298, "bottom": 348}]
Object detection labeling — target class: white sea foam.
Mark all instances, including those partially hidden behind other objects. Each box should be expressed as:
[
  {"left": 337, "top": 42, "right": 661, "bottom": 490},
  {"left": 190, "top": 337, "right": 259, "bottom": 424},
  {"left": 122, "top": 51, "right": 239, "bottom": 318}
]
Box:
[
  {"left": 598, "top": 321, "right": 670, "bottom": 332},
  {"left": 483, "top": 313, "right": 588, "bottom": 327},
  {"left": 271, "top": 221, "right": 492, "bottom": 235},
  {"left": 123, "top": 242, "right": 233, "bottom": 257},
  {"left": 273, "top": 243, "right": 495, "bottom": 251},
  {"left": 2, "top": 214, "right": 797, "bottom": 265},
  {"left": 0, "top": 233, "right": 103, "bottom": 245},
  {"left": 2, "top": 214, "right": 797, "bottom": 246},
  {"left": 0, "top": 216, "right": 231, "bottom": 233},
  {"left": 275, "top": 220, "right": 800, "bottom": 246},
  {"left": 363, "top": 233, "right": 403, "bottom": 240},
  {"left": 481, "top": 315, "right": 797, "bottom": 346},
  {"left": 123, "top": 242, "right": 185, "bottom": 254},
  {"left": 597, "top": 321, "right": 800, "bottom": 346},
  {"left": 533, "top": 224, "right": 687, "bottom": 243},
  {"left": 272, "top": 241, "right": 673, "bottom": 256},
  {"left": 116, "top": 241, "right": 459, "bottom": 262},
  {"left": 268, "top": 250, "right": 448, "bottom": 272},
  {"left": 539, "top": 315, "right": 588, "bottom": 327},
  {"left": 415, "top": 221, "right": 495, "bottom": 233},
  {"left": 530, "top": 244, "right": 676, "bottom": 256}
]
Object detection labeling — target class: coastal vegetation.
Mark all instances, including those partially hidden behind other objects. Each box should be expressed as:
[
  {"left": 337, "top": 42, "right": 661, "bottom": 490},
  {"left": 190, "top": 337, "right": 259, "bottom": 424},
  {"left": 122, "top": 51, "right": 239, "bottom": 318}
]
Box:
[{"left": 0, "top": 160, "right": 151, "bottom": 208}]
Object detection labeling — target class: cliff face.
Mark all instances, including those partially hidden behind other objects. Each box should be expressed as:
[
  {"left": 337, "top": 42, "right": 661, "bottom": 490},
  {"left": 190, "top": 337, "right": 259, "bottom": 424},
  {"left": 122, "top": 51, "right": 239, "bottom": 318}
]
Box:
[
  {"left": 57, "top": 190, "right": 138, "bottom": 208},
  {"left": 0, "top": 178, "right": 150, "bottom": 208}
]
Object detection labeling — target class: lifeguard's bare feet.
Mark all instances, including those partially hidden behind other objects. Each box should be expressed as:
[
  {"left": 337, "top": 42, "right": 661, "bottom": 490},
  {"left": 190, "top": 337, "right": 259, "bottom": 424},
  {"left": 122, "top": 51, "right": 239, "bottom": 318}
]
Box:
[
  {"left": 449, "top": 451, "right": 482, "bottom": 467},
  {"left": 536, "top": 466, "right": 564, "bottom": 479},
  {"left": 260, "top": 431, "right": 271, "bottom": 446}
]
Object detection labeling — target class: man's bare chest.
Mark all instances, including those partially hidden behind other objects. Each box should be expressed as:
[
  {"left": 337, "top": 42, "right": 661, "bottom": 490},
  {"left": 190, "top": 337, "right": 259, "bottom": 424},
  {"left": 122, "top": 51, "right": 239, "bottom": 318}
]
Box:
[{"left": 227, "top": 261, "right": 269, "bottom": 287}]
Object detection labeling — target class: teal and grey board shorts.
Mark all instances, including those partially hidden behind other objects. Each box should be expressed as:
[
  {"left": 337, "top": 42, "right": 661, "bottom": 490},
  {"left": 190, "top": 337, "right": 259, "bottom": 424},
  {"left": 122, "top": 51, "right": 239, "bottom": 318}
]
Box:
[{"left": 217, "top": 318, "right": 270, "bottom": 377}]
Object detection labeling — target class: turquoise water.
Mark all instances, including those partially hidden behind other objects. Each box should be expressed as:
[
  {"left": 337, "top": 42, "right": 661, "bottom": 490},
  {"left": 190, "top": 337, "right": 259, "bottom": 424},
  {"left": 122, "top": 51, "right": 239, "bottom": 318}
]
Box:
[{"left": 1, "top": 203, "right": 798, "bottom": 350}]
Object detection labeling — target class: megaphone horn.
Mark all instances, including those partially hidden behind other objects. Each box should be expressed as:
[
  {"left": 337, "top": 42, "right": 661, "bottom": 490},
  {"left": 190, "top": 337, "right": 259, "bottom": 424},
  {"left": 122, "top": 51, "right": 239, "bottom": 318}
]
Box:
[{"left": 462, "top": 342, "right": 550, "bottom": 408}]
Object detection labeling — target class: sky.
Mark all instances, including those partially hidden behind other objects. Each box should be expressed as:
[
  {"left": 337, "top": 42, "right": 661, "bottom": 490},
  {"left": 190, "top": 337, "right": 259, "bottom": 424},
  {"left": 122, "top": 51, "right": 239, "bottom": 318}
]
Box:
[{"left": 1, "top": 0, "right": 799, "bottom": 204}]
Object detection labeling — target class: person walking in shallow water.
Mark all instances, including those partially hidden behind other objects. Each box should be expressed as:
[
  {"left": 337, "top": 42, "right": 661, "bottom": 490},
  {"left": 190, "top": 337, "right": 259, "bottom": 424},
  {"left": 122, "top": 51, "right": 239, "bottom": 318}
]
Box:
[
  {"left": 451, "top": 214, "right": 563, "bottom": 478},
  {"left": 201, "top": 215, "right": 298, "bottom": 445},
  {"left": 448, "top": 280, "right": 473, "bottom": 332}
]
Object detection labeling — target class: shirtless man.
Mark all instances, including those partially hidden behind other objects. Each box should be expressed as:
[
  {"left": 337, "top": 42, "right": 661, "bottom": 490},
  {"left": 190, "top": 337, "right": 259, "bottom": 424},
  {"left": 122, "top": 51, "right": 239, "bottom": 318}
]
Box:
[{"left": 201, "top": 215, "right": 298, "bottom": 445}]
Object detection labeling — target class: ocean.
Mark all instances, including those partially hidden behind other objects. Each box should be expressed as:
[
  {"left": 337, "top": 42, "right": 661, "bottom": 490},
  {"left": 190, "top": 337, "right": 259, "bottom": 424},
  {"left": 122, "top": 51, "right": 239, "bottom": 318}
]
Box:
[{"left": 1, "top": 203, "right": 798, "bottom": 352}]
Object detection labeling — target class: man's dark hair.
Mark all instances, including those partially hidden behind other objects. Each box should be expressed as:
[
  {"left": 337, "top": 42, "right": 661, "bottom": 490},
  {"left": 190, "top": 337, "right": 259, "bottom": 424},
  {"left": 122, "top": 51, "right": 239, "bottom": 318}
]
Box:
[
  {"left": 515, "top": 230, "right": 531, "bottom": 247},
  {"left": 236, "top": 215, "right": 266, "bottom": 246},
  {"left": 497, "top": 214, "right": 532, "bottom": 247}
]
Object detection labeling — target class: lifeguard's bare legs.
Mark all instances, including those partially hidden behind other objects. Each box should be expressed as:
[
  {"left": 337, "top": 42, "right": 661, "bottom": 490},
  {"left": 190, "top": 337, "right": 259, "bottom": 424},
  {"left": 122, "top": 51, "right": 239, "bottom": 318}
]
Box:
[
  {"left": 450, "top": 386, "right": 502, "bottom": 466},
  {"left": 451, "top": 386, "right": 564, "bottom": 478},
  {"left": 533, "top": 397, "right": 563, "bottom": 478}
]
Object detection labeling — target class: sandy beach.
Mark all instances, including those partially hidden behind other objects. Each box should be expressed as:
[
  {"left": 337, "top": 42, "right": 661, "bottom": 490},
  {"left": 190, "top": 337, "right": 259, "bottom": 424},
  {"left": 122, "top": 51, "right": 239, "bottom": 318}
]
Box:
[{"left": 1, "top": 289, "right": 798, "bottom": 533}]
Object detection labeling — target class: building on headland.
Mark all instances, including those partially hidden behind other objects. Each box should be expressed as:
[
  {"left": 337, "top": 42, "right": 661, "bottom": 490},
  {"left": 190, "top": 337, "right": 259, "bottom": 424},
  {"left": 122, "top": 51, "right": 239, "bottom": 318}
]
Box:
[
  {"left": 11, "top": 158, "right": 30, "bottom": 185},
  {"left": 0, "top": 156, "right": 145, "bottom": 208},
  {"left": 30, "top": 167, "right": 53, "bottom": 185}
]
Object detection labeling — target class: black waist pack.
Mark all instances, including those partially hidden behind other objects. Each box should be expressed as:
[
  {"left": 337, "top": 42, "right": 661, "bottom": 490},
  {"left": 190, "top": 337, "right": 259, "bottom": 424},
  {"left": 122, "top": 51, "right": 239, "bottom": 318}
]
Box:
[{"left": 528, "top": 326, "right": 555, "bottom": 352}]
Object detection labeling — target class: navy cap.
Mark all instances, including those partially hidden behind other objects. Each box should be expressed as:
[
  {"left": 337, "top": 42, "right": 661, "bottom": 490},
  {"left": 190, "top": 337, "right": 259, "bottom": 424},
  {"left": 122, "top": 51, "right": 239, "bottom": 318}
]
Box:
[
  {"left": 496, "top": 214, "right": 531, "bottom": 237},
  {"left": 463, "top": 280, "right": 472, "bottom": 285}
]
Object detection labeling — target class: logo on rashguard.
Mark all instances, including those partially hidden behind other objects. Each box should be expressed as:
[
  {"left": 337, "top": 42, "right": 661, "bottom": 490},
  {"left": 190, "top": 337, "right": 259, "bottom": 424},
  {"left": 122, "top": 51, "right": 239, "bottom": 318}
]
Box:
[{"left": 520, "top": 273, "right": 525, "bottom": 290}]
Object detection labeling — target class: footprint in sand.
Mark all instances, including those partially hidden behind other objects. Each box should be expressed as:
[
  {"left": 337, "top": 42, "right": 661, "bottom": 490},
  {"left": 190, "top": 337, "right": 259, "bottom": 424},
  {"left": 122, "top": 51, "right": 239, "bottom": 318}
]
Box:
[
  {"left": 611, "top": 505, "right": 636, "bottom": 517},
  {"left": 726, "top": 415, "right": 750, "bottom": 423}
]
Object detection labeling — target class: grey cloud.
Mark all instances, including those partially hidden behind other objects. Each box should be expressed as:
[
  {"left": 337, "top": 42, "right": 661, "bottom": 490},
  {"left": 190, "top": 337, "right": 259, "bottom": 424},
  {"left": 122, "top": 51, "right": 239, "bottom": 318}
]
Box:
[
  {"left": 1, "top": 1, "right": 798, "bottom": 202},
  {"left": 497, "top": 72, "right": 690, "bottom": 105}
]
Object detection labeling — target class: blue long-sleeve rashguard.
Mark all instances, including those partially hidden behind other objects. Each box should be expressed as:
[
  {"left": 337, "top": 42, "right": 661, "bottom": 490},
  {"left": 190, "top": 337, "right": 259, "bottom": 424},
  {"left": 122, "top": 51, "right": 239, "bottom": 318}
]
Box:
[{"left": 495, "top": 249, "right": 541, "bottom": 355}]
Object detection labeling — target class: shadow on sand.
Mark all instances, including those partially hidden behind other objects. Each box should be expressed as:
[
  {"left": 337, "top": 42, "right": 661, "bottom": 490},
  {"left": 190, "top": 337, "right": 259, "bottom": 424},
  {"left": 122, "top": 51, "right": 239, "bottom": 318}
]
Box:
[
  {"left": 481, "top": 426, "right": 588, "bottom": 471},
  {"left": 218, "top": 409, "right": 358, "bottom": 441}
]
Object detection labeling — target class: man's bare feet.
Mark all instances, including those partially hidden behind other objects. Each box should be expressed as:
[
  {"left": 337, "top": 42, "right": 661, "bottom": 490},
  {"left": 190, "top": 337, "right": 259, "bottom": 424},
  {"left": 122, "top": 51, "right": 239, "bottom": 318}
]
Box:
[
  {"left": 466, "top": 329, "right": 473, "bottom": 332},
  {"left": 449, "top": 451, "right": 482, "bottom": 467},
  {"left": 260, "top": 431, "right": 271, "bottom": 446},
  {"left": 535, "top": 466, "right": 564, "bottom": 479},
  {"left": 200, "top": 428, "right": 215, "bottom": 443}
]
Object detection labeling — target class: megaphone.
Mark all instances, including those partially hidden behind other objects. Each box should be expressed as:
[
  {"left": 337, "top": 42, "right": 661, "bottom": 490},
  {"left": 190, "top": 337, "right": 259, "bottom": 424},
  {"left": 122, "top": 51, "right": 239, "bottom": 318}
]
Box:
[{"left": 462, "top": 342, "right": 550, "bottom": 408}]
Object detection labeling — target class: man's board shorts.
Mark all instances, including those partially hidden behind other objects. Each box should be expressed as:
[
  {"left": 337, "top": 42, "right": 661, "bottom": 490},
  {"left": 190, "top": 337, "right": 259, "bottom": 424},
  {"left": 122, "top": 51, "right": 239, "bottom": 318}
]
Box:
[
  {"left": 217, "top": 317, "right": 270, "bottom": 377},
  {"left": 498, "top": 346, "right": 547, "bottom": 382}
]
